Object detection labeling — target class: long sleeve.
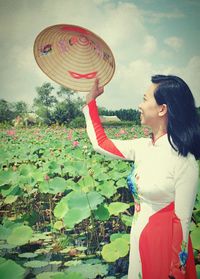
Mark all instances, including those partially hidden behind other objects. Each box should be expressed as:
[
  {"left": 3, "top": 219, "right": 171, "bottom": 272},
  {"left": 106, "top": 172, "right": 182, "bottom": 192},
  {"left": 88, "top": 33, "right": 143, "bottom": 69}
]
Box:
[
  {"left": 83, "top": 99, "right": 138, "bottom": 161},
  {"left": 170, "top": 154, "right": 199, "bottom": 277}
]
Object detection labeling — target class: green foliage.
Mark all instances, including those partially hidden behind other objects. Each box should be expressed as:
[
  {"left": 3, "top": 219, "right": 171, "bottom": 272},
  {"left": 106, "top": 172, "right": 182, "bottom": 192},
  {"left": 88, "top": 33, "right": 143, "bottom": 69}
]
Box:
[
  {"left": 99, "top": 107, "right": 140, "bottom": 125},
  {"left": 102, "top": 235, "right": 129, "bottom": 262},
  {"left": 34, "top": 82, "right": 57, "bottom": 108},
  {"left": 7, "top": 225, "right": 33, "bottom": 246},
  {"left": 69, "top": 116, "right": 86, "bottom": 128},
  {"left": 0, "top": 126, "right": 199, "bottom": 278},
  {"left": 191, "top": 227, "right": 200, "bottom": 250},
  {"left": 67, "top": 263, "right": 108, "bottom": 278},
  {"left": 0, "top": 258, "right": 25, "bottom": 279},
  {"left": 13, "top": 101, "right": 28, "bottom": 117},
  {"left": 108, "top": 202, "right": 130, "bottom": 216},
  {"left": 0, "top": 99, "right": 15, "bottom": 122}
]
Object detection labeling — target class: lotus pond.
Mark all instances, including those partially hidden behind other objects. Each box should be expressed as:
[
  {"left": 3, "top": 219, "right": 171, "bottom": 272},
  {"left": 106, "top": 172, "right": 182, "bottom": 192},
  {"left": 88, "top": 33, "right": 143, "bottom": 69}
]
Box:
[{"left": 0, "top": 126, "right": 200, "bottom": 279}]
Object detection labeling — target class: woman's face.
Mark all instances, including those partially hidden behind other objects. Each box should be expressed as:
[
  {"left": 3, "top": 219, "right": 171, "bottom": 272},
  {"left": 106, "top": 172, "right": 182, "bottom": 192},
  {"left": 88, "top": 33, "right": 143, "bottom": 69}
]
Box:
[{"left": 138, "top": 83, "right": 162, "bottom": 128}]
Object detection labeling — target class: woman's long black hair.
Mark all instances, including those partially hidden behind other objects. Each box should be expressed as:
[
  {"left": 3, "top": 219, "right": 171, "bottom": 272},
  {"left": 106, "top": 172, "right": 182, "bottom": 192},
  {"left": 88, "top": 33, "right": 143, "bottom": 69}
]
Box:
[{"left": 151, "top": 74, "right": 200, "bottom": 160}]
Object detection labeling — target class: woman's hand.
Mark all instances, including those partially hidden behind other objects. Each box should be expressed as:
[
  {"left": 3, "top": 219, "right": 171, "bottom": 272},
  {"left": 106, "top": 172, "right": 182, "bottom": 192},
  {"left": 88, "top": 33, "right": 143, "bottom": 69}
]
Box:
[{"left": 86, "top": 78, "right": 104, "bottom": 104}]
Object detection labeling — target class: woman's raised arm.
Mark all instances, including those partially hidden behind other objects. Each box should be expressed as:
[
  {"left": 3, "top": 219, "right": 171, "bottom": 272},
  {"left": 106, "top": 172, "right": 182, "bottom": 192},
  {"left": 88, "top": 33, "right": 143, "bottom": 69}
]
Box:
[{"left": 83, "top": 79, "right": 139, "bottom": 161}]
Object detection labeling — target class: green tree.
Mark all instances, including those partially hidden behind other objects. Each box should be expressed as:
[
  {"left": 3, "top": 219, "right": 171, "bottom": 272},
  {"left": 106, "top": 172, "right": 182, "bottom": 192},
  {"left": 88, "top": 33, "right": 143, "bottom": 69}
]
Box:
[
  {"left": 99, "top": 107, "right": 140, "bottom": 125},
  {"left": 33, "top": 83, "right": 57, "bottom": 125},
  {"left": 13, "top": 101, "right": 28, "bottom": 117},
  {"left": 53, "top": 86, "right": 84, "bottom": 125},
  {"left": 0, "top": 99, "right": 15, "bottom": 122},
  {"left": 34, "top": 83, "right": 57, "bottom": 108}
]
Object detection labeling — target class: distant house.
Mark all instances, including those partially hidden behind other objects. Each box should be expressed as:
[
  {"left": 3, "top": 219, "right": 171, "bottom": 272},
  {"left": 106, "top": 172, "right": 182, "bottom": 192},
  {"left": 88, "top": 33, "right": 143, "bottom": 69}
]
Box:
[
  {"left": 13, "top": 113, "right": 41, "bottom": 127},
  {"left": 100, "top": 115, "right": 121, "bottom": 123}
]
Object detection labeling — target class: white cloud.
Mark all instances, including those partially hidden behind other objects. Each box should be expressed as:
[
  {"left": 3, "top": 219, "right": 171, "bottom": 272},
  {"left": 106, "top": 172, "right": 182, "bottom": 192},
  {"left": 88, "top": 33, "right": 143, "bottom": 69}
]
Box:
[
  {"left": 164, "top": 36, "right": 183, "bottom": 51},
  {"left": 97, "top": 59, "right": 156, "bottom": 109},
  {"left": 0, "top": 0, "right": 199, "bottom": 110},
  {"left": 176, "top": 56, "right": 200, "bottom": 106},
  {"left": 142, "top": 10, "right": 185, "bottom": 23},
  {"left": 101, "top": 55, "right": 200, "bottom": 109},
  {"left": 142, "top": 35, "right": 157, "bottom": 55}
]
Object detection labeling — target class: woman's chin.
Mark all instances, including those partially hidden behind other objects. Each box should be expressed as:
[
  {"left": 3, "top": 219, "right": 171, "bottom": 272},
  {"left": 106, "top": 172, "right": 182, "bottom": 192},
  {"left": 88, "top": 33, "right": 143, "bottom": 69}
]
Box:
[{"left": 140, "top": 117, "right": 145, "bottom": 125}]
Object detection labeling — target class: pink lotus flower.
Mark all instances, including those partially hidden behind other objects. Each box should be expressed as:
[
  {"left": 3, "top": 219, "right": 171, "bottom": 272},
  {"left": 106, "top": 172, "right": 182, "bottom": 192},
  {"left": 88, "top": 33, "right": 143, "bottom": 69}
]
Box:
[
  {"left": 44, "top": 175, "right": 50, "bottom": 181},
  {"left": 72, "top": 141, "right": 79, "bottom": 147},
  {"left": 67, "top": 130, "right": 73, "bottom": 140},
  {"left": 119, "top": 129, "right": 127, "bottom": 135},
  {"left": 6, "top": 130, "right": 16, "bottom": 136}
]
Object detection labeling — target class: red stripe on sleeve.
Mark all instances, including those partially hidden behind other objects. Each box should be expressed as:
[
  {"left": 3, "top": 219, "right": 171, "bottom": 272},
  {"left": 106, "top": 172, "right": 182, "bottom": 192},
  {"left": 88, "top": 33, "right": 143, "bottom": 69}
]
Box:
[{"left": 88, "top": 100, "right": 125, "bottom": 158}]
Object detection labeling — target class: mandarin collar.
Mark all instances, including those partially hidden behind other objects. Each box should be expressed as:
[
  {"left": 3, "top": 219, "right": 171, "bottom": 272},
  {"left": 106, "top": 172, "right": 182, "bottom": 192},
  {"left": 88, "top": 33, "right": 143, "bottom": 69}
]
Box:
[{"left": 149, "top": 133, "right": 168, "bottom": 146}]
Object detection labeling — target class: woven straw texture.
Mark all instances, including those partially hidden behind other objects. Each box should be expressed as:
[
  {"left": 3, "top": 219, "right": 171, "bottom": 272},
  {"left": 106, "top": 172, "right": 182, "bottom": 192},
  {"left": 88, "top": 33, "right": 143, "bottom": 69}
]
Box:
[{"left": 34, "top": 24, "right": 115, "bottom": 91}]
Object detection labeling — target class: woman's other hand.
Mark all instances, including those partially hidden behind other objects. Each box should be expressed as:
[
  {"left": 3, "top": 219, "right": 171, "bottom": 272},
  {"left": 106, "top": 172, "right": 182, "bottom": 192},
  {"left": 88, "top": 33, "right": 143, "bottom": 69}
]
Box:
[{"left": 86, "top": 78, "right": 104, "bottom": 104}]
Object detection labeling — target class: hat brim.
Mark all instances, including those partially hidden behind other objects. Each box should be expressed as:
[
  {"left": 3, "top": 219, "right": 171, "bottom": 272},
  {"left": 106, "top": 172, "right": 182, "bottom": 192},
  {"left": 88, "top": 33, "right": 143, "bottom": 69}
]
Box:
[{"left": 33, "top": 24, "right": 115, "bottom": 92}]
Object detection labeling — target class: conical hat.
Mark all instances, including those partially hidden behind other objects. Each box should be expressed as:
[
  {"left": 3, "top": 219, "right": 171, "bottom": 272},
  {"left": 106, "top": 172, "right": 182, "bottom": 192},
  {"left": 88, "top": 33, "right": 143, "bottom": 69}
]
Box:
[{"left": 33, "top": 24, "right": 115, "bottom": 91}]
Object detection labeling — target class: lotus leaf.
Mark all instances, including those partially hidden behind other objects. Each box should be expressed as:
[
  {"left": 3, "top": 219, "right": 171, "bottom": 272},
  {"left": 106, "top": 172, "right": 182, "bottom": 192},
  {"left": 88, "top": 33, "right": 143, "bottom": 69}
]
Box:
[
  {"left": 0, "top": 259, "right": 25, "bottom": 279},
  {"left": 7, "top": 225, "right": 33, "bottom": 246},
  {"left": 36, "top": 271, "right": 65, "bottom": 279},
  {"left": 94, "top": 204, "right": 110, "bottom": 221},
  {"left": 49, "top": 261, "right": 62, "bottom": 265},
  {"left": 191, "top": 226, "right": 200, "bottom": 250},
  {"left": 0, "top": 149, "right": 10, "bottom": 166},
  {"left": 84, "top": 258, "right": 102, "bottom": 265},
  {"left": 48, "top": 177, "right": 67, "bottom": 194},
  {"left": 0, "top": 224, "right": 10, "bottom": 240},
  {"left": 77, "top": 175, "right": 95, "bottom": 193},
  {"left": 63, "top": 208, "right": 90, "bottom": 228},
  {"left": 0, "top": 257, "right": 6, "bottom": 264},
  {"left": 39, "top": 181, "right": 49, "bottom": 193},
  {"left": 86, "top": 191, "right": 104, "bottom": 210},
  {"left": 18, "top": 252, "right": 39, "bottom": 258},
  {"left": 110, "top": 233, "right": 130, "bottom": 243},
  {"left": 4, "top": 195, "right": 18, "bottom": 204},
  {"left": 102, "top": 238, "right": 129, "bottom": 262},
  {"left": 48, "top": 161, "right": 62, "bottom": 174},
  {"left": 64, "top": 260, "right": 82, "bottom": 266},
  {"left": 0, "top": 169, "right": 15, "bottom": 187},
  {"left": 66, "top": 191, "right": 104, "bottom": 211},
  {"left": 23, "top": 260, "right": 49, "bottom": 268},
  {"left": 54, "top": 272, "right": 86, "bottom": 279},
  {"left": 116, "top": 178, "right": 127, "bottom": 188},
  {"left": 108, "top": 202, "right": 130, "bottom": 216},
  {"left": 19, "top": 164, "right": 44, "bottom": 182},
  {"left": 67, "top": 263, "right": 108, "bottom": 279},
  {"left": 54, "top": 198, "right": 69, "bottom": 218},
  {"left": 97, "top": 180, "right": 117, "bottom": 198},
  {"left": 94, "top": 172, "right": 110, "bottom": 181},
  {"left": 54, "top": 221, "right": 64, "bottom": 230},
  {"left": 121, "top": 214, "right": 133, "bottom": 227},
  {"left": 196, "top": 265, "right": 200, "bottom": 279}
]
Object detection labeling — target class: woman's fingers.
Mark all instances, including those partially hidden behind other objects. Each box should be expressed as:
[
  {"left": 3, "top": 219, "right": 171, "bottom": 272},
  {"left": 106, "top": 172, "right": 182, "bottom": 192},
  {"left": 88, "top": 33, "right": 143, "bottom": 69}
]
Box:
[
  {"left": 91, "top": 78, "right": 104, "bottom": 97},
  {"left": 86, "top": 79, "right": 104, "bottom": 104}
]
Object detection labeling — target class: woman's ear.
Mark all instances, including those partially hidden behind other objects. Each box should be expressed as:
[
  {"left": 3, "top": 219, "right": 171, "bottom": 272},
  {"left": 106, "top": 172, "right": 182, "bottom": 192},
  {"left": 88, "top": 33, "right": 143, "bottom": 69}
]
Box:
[{"left": 158, "top": 104, "right": 167, "bottom": 117}]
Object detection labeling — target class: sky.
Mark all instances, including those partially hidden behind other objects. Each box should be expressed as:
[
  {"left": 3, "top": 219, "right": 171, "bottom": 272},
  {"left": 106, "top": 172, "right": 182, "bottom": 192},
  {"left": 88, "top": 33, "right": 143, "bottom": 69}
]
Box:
[{"left": 0, "top": 0, "right": 200, "bottom": 110}]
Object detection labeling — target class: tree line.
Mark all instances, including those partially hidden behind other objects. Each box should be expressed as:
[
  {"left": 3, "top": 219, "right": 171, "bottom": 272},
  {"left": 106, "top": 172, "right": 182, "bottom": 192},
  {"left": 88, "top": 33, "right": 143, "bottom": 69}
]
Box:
[
  {"left": 0, "top": 82, "right": 141, "bottom": 127},
  {"left": 1, "top": 82, "right": 199, "bottom": 127}
]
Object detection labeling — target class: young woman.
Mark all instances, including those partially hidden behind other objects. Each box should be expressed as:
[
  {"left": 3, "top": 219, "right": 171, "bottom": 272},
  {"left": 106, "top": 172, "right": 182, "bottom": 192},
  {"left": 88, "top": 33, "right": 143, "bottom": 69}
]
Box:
[{"left": 82, "top": 75, "right": 200, "bottom": 279}]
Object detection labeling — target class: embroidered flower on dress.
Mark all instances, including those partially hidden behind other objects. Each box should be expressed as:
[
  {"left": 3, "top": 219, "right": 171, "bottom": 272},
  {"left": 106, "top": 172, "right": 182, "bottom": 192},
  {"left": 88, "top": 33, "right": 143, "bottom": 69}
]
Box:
[
  {"left": 127, "top": 163, "right": 140, "bottom": 212},
  {"left": 127, "top": 164, "right": 138, "bottom": 198},
  {"left": 178, "top": 240, "right": 188, "bottom": 272},
  {"left": 179, "top": 250, "right": 188, "bottom": 266}
]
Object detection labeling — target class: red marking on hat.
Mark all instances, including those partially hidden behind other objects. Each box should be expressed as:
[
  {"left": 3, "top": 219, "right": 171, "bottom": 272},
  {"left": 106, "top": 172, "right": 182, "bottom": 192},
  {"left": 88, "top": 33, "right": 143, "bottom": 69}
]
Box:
[
  {"left": 61, "top": 26, "right": 91, "bottom": 35},
  {"left": 68, "top": 71, "right": 97, "bottom": 79}
]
